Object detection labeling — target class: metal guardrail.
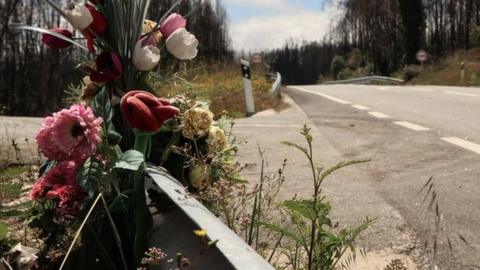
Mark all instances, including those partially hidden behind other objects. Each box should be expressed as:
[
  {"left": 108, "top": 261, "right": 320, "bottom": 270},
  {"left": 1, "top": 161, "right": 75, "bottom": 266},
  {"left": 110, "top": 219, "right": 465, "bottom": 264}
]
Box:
[
  {"left": 145, "top": 166, "right": 275, "bottom": 270},
  {"left": 270, "top": 72, "right": 282, "bottom": 95},
  {"left": 323, "top": 75, "right": 404, "bottom": 85}
]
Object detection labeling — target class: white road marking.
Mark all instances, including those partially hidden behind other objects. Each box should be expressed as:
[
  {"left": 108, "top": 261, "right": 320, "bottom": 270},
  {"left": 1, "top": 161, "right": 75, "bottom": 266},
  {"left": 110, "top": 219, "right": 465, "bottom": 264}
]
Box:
[
  {"left": 444, "top": 91, "right": 479, "bottom": 97},
  {"left": 378, "top": 86, "right": 390, "bottom": 90},
  {"left": 352, "top": 104, "right": 370, "bottom": 110},
  {"left": 393, "top": 121, "right": 430, "bottom": 131},
  {"left": 441, "top": 137, "right": 480, "bottom": 155},
  {"left": 368, "top": 112, "right": 391, "bottom": 119},
  {"left": 411, "top": 87, "right": 434, "bottom": 92},
  {"left": 290, "top": 87, "right": 351, "bottom": 104},
  {"left": 235, "top": 124, "right": 302, "bottom": 128}
]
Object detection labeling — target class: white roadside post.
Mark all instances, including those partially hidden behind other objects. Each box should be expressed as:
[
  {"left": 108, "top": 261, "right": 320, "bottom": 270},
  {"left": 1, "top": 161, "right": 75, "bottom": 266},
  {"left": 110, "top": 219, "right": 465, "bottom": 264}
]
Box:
[
  {"left": 240, "top": 59, "right": 255, "bottom": 116},
  {"left": 460, "top": 62, "right": 465, "bottom": 82}
]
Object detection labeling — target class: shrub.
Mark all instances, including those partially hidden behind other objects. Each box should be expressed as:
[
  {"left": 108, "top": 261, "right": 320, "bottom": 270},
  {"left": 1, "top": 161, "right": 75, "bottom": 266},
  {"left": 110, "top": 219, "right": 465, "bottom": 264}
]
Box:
[{"left": 330, "top": 55, "right": 345, "bottom": 80}]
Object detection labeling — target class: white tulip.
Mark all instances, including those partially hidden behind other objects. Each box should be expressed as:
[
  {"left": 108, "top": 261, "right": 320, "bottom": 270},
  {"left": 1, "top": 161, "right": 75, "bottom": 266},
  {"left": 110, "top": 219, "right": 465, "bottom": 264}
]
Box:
[
  {"left": 133, "top": 38, "right": 161, "bottom": 71},
  {"left": 165, "top": 28, "right": 198, "bottom": 60},
  {"left": 64, "top": 5, "right": 93, "bottom": 30}
]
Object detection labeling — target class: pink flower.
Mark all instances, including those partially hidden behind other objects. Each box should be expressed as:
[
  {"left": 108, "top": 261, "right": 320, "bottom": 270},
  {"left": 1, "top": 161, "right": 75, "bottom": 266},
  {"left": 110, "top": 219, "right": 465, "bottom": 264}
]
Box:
[
  {"left": 30, "top": 161, "right": 85, "bottom": 216},
  {"left": 160, "top": 13, "right": 186, "bottom": 38},
  {"left": 30, "top": 180, "right": 47, "bottom": 199},
  {"left": 36, "top": 104, "right": 103, "bottom": 161},
  {"left": 55, "top": 185, "right": 85, "bottom": 216}
]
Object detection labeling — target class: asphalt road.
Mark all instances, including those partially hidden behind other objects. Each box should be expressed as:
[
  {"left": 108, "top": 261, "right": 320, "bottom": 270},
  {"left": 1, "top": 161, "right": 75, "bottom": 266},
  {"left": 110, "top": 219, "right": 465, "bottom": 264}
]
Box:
[{"left": 286, "top": 85, "right": 480, "bottom": 269}]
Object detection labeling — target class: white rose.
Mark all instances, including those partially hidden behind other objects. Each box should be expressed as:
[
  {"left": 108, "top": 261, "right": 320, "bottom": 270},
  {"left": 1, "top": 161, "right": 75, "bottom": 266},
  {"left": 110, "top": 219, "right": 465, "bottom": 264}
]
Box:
[
  {"left": 188, "top": 164, "right": 211, "bottom": 189},
  {"left": 165, "top": 28, "right": 198, "bottom": 60},
  {"left": 64, "top": 5, "right": 93, "bottom": 31},
  {"left": 182, "top": 107, "right": 213, "bottom": 139},
  {"left": 206, "top": 126, "right": 228, "bottom": 152},
  {"left": 133, "top": 38, "right": 161, "bottom": 71}
]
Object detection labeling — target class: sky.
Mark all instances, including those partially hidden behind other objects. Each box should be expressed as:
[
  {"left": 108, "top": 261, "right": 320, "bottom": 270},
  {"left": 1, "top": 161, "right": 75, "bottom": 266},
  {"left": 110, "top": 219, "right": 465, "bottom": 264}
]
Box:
[{"left": 224, "top": 0, "right": 341, "bottom": 52}]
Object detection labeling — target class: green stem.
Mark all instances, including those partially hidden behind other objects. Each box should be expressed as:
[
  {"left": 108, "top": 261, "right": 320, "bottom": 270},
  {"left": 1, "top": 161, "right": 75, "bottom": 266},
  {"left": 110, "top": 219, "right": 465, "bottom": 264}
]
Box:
[{"left": 133, "top": 133, "right": 151, "bottom": 265}]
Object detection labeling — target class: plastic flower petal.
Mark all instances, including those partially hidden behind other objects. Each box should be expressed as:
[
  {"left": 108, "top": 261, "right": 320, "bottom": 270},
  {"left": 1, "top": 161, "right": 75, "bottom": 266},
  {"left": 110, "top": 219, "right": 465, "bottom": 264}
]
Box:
[
  {"left": 143, "top": 19, "right": 163, "bottom": 44},
  {"left": 90, "top": 51, "right": 123, "bottom": 83},
  {"left": 55, "top": 185, "right": 85, "bottom": 216},
  {"left": 85, "top": 4, "right": 107, "bottom": 35},
  {"left": 29, "top": 160, "right": 84, "bottom": 213},
  {"left": 36, "top": 104, "right": 103, "bottom": 161},
  {"left": 133, "top": 37, "right": 161, "bottom": 71},
  {"left": 165, "top": 28, "right": 198, "bottom": 60},
  {"left": 182, "top": 107, "right": 213, "bottom": 139},
  {"left": 160, "top": 13, "right": 186, "bottom": 38},
  {"left": 64, "top": 4, "right": 93, "bottom": 30},
  {"left": 120, "top": 90, "right": 179, "bottom": 133},
  {"left": 206, "top": 126, "right": 228, "bottom": 152},
  {"left": 41, "top": 28, "right": 73, "bottom": 49},
  {"left": 65, "top": 4, "right": 107, "bottom": 52}
]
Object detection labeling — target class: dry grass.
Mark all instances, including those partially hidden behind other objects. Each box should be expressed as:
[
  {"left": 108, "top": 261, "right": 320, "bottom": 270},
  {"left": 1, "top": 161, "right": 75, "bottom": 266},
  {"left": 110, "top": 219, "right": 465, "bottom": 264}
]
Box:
[
  {"left": 410, "top": 48, "right": 480, "bottom": 86},
  {"left": 150, "top": 62, "right": 286, "bottom": 118}
]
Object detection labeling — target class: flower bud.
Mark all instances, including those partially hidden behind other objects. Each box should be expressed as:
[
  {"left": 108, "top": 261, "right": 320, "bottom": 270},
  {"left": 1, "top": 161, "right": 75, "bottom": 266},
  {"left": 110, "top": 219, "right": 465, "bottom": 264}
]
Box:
[
  {"left": 42, "top": 28, "right": 73, "bottom": 49},
  {"left": 160, "top": 13, "right": 186, "bottom": 38},
  {"left": 120, "top": 90, "right": 179, "bottom": 133},
  {"left": 188, "top": 164, "right": 211, "bottom": 189},
  {"left": 133, "top": 37, "right": 161, "bottom": 71},
  {"left": 64, "top": 4, "right": 93, "bottom": 30},
  {"left": 165, "top": 28, "right": 198, "bottom": 60},
  {"left": 89, "top": 52, "right": 123, "bottom": 83}
]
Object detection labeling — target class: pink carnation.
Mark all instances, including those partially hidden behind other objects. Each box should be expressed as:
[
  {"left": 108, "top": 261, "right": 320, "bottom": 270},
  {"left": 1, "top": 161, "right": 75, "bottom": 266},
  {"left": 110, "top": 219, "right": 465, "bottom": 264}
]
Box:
[
  {"left": 29, "top": 161, "right": 85, "bottom": 216},
  {"left": 36, "top": 104, "right": 103, "bottom": 161},
  {"left": 55, "top": 185, "right": 85, "bottom": 216},
  {"left": 30, "top": 180, "right": 47, "bottom": 199}
]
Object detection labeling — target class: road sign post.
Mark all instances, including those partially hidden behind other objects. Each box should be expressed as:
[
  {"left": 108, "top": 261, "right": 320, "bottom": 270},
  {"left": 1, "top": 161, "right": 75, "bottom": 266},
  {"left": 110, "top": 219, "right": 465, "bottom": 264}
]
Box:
[
  {"left": 240, "top": 59, "right": 255, "bottom": 116},
  {"left": 416, "top": 49, "right": 428, "bottom": 69}
]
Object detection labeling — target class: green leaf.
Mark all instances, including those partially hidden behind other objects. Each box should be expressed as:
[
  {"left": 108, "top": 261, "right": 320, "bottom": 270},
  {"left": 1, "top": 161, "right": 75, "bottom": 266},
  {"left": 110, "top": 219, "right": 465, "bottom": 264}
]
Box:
[
  {"left": 282, "top": 199, "right": 332, "bottom": 224},
  {"left": 282, "top": 200, "right": 317, "bottom": 220},
  {"left": 319, "top": 160, "right": 370, "bottom": 182},
  {"left": 93, "top": 87, "right": 113, "bottom": 123},
  {"left": 281, "top": 141, "right": 309, "bottom": 156},
  {"left": 256, "top": 221, "right": 305, "bottom": 246},
  {"left": 0, "top": 223, "right": 7, "bottom": 241},
  {"left": 78, "top": 159, "right": 104, "bottom": 197},
  {"left": 114, "top": 150, "right": 144, "bottom": 171}
]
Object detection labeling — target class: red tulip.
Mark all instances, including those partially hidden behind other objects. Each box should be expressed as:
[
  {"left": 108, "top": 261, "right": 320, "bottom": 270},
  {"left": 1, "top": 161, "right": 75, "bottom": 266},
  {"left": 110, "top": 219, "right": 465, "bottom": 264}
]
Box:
[
  {"left": 120, "top": 91, "right": 179, "bottom": 133},
  {"left": 85, "top": 4, "right": 107, "bottom": 36},
  {"left": 89, "top": 51, "right": 123, "bottom": 83},
  {"left": 83, "top": 4, "right": 107, "bottom": 52},
  {"left": 64, "top": 4, "right": 107, "bottom": 52},
  {"left": 42, "top": 28, "right": 73, "bottom": 49}
]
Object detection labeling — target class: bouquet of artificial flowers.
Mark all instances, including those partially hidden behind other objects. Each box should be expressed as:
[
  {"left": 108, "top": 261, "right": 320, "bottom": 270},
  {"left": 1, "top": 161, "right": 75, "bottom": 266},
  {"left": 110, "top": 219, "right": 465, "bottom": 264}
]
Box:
[{"left": 8, "top": 0, "right": 240, "bottom": 269}]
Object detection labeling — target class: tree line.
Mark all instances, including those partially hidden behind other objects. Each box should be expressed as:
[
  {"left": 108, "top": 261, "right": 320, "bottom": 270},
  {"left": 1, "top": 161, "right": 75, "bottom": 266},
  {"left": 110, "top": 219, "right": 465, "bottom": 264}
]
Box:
[
  {"left": 0, "top": 0, "right": 232, "bottom": 116},
  {"left": 269, "top": 0, "right": 480, "bottom": 85}
]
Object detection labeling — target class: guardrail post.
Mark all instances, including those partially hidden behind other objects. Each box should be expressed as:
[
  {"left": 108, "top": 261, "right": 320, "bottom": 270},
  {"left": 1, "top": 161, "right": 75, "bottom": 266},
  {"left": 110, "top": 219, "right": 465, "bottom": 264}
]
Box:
[
  {"left": 270, "top": 72, "right": 282, "bottom": 95},
  {"left": 240, "top": 59, "right": 255, "bottom": 116}
]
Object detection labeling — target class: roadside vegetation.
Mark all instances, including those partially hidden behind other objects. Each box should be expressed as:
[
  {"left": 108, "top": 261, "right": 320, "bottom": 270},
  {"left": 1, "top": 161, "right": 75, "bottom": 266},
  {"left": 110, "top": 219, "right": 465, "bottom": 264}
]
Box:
[
  {"left": 407, "top": 48, "right": 480, "bottom": 86},
  {"left": 151, "top": 62, "right": 285, "bottom": 118}
]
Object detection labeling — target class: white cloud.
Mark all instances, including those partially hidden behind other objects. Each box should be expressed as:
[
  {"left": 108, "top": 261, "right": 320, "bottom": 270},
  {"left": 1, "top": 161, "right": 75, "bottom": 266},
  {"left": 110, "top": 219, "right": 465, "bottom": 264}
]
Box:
[
  {"left": 230, "top": 5, "right": 340, "bottom": 51},
  {"left": 228, "top": 0, "right": 289, "bottom": 8}
]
